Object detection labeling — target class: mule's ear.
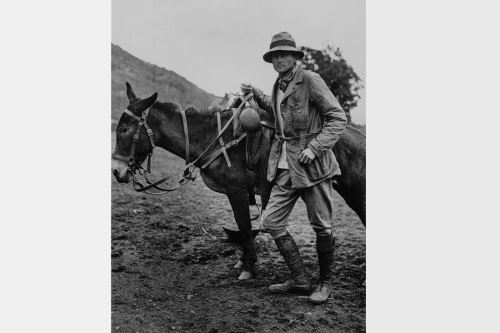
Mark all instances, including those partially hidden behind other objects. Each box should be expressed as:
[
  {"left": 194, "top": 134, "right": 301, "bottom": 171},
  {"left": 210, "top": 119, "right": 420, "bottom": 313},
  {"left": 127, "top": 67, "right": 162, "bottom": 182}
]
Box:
[
  {"left": 135, "top": 92, "right": 158, "bottom": 113},
  {"left": 126, "top": 82, "right": 137, "bottom": 102}
]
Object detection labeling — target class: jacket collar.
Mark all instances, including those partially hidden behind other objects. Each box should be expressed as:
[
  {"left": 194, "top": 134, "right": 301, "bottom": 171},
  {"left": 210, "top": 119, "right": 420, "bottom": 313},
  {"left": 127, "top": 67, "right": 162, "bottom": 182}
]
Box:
[
  {"left": 277, "top": 63, "right": 304, "bottom": 102},
  {"left": 270, "top": 64, "right": 303, "bottom": 135}
]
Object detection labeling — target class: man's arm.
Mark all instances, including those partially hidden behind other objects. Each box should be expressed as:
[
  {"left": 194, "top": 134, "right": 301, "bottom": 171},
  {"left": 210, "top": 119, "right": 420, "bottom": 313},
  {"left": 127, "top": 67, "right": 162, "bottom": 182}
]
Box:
[
  {"left": 241, "top": 83, "right": 273, "bottom": 114},
  {"left": 252, "top": 86, "right": 273, "bottom": 114},
  {"left": 306, "top": 73, "right": 347, "bottom": 156}
]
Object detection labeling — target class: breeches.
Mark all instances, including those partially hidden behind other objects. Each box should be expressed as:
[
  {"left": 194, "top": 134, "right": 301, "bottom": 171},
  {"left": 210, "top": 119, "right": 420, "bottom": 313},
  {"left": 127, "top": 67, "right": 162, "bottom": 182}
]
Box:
[{"left": 261, "top": 169, "right": 334, "bottom": 239}]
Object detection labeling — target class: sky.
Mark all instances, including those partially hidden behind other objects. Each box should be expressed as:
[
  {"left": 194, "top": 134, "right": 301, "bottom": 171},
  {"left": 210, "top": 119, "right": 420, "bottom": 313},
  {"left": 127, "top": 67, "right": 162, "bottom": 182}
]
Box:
[{"left": 112, "top": 0, "right": 365, "bottom": 124}]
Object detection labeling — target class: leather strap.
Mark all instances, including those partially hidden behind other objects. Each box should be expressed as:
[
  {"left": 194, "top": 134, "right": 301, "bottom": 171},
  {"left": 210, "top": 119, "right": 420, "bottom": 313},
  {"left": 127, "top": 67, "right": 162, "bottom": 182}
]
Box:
[
  {"left": 196, "top": 92, "right": 255, "bottom": 170},
  {"left": 216, "top": 111, "right": 232, "bottom": 167},
  {"left": 128, "top": 119, "right": 143, "bottom": 164},
  {"left": 231, "top": 107, "right": 242, "bottom": 137},
  {"left": 180, "top": 109, "right": 190, "bottom": 163},
  {"left": 260, "top": 119, "right": 275, "bottom": 129},
  {"left": 124, "top": 109, "right": 141, "bottom": 121},
  {"left": 112, "top": 153, "right": 130, "bottom": 162},
  {"left": 185, "top": 101, "right": 244, "bottom": 169},
  {"left": 201, "top": 133, "right": 247, "bottom": 169},
  {"left": 143, "top": 122, "right": 155, "bottom": 148},
  {"left": 132, "top": 170, "right": 182, "bottom": 193}
]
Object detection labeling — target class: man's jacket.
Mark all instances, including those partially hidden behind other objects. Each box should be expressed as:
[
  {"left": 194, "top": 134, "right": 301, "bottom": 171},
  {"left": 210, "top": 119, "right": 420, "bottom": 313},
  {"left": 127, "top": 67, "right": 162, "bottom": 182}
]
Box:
[{"left": 253, "top": 64, "right": 347, "bottom": 189}]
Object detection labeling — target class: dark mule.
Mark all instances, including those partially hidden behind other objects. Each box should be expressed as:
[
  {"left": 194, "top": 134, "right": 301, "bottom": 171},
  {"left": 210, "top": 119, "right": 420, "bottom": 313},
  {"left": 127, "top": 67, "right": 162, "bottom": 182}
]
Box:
[
  {"left": 112, "top": 83, "right": 365, "bottom": 280},
  {"left": 333, "top": 126, "right": 366, "bottom": 226}
]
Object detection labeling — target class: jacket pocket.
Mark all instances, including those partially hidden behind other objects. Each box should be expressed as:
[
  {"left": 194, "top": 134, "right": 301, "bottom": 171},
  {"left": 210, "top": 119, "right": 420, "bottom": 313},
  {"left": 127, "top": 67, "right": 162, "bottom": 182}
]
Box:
[
  {"left": 304, "top": 150, "right": 331, "bottom": 181},
  {"left": 291, "top": 104, "right": 308, "bottom": 129}
]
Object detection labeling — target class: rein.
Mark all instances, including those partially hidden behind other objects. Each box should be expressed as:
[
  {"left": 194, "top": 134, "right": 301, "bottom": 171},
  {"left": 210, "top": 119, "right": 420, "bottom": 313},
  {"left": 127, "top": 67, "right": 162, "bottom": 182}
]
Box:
[{"left": 113, "top": 93, "right": 254, "bottom": 195}]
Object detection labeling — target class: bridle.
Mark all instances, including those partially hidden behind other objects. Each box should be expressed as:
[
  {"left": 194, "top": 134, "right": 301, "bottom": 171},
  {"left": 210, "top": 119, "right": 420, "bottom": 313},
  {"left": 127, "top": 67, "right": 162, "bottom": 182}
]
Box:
[
  {"left": 112, "top": 108, "right": 156, "bottom": 173},
  {"left": 112, "top": 93, "right": 254, "bottom": 195}
]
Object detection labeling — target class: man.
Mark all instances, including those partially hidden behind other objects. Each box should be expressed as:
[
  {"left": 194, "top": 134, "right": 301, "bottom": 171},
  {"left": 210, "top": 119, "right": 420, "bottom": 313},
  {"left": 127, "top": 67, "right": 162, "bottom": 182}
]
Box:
[{"left": 241, "top": 32, "right": 347, "bottom": 304}]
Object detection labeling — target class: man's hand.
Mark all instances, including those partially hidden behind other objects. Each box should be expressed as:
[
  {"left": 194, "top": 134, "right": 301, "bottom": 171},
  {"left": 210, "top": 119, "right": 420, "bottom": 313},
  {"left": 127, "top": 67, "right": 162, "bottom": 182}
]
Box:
[
  {"left": 298, "top": 148, "right": 316, "bottom": 164},
  {"left": 240, "top": 82, "right": 254, "bottom": 95}
]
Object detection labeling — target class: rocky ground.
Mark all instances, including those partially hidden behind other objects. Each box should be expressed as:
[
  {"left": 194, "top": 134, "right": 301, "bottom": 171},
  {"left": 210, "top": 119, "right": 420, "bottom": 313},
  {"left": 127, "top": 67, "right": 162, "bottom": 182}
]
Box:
[{"left": 112, "top": 148, "right": 365, "bottom": 332}]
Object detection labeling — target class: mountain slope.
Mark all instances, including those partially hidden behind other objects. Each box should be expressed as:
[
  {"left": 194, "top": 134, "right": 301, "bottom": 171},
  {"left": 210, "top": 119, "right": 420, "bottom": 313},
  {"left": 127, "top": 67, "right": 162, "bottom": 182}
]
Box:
[{"left": 112, "top": 44, "right": 220, "bottom": 120}]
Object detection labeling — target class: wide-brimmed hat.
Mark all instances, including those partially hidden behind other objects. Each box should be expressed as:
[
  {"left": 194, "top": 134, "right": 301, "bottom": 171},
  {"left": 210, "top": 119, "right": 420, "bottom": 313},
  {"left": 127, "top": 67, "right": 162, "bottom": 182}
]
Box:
[{"left": 263, "top": 32, "right": 305, "bottom": 63}]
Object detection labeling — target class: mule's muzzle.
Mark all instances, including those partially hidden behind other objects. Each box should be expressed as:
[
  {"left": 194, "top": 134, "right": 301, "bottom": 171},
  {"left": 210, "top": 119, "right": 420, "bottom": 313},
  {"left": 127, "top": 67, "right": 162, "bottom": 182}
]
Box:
[
  {"left": 112, "top": 158, "right": 132, "bottom": 183},
  {"left": 112, "top": 168, "right": 131, "bottom": 183}
]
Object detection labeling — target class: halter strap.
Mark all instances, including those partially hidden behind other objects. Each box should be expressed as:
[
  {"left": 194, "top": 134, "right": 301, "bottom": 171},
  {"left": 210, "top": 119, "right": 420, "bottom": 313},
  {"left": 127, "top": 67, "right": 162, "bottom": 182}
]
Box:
[
  {"left": 143, "top": 122, "right": 155, "bottom": 148},
  {"left": 124, "top": 109, "right": 141, "bottom": 121},
  {"left": 115, "top": 108, "right": 156, "bottom": 168},
  {"left": 124, "top": 109, "right": 154, "bottom": 148}
]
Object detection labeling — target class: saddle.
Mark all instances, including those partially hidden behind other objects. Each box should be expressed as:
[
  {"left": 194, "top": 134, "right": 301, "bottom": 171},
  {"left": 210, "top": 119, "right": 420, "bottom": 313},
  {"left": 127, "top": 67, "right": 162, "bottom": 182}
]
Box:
[{"left": 215, "top": 94, "right": 275, "bottom": 209}]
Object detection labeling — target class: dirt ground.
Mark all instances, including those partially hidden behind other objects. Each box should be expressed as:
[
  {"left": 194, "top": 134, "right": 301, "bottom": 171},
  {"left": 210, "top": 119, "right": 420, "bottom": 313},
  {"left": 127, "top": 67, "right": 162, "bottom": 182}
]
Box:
[{"left": 112, "top": 147, "right": 366, "bottom": 333}]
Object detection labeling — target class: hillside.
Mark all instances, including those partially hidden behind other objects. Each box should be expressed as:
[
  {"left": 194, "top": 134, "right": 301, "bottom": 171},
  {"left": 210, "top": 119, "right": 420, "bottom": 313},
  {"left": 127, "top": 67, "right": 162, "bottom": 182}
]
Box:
[{"left": 112, "top": 44, "right": 220, "bottom": 120}]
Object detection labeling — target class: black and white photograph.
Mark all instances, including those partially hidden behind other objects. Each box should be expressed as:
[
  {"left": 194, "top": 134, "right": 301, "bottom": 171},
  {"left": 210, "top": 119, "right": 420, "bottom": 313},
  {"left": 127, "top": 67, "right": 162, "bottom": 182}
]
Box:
[
  {"left": 111, "top": 0, "right": 365, "bottom": 331},
  {"left": 4, "top": 1, "right": 500, "bottom": 332}
]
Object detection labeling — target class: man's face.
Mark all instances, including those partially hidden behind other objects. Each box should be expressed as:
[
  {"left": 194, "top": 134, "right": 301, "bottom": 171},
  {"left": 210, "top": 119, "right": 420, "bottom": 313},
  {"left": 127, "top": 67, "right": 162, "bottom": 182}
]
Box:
[{"left": 271, "top": 51, "right": 297, "bottom": 74}]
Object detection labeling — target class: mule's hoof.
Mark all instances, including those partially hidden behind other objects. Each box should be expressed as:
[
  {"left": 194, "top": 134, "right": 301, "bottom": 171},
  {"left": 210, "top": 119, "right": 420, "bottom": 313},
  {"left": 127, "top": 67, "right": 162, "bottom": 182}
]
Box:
[
  {"left": 234, "top": 260, "right": 244, "bottom": 269},
  {"left": 238, "top": 270, "right": 253, "bottom": 280}
]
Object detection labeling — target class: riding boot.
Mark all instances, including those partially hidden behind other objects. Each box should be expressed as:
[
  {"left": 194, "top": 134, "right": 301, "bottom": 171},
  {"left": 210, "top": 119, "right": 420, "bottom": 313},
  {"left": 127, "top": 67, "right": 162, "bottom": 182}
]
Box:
[
  {"left": 309, "top": 233, "right": 335, "bottom": 304},
  {"left": 269, "top": 232, "right": 311, "bottom": 294}
]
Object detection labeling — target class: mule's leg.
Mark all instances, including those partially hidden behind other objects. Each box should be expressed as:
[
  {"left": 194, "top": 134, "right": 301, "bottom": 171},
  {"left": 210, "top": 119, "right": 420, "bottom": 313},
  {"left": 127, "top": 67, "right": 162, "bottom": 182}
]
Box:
[
  {"left": 332, "top": 180, "right": 366, "bottom": 227},
  {"left": 248, "top": 186, "right": 257, "bottom": 205},
  {"left": 226, "top": 189, "right": 256, "bottom": 280}
]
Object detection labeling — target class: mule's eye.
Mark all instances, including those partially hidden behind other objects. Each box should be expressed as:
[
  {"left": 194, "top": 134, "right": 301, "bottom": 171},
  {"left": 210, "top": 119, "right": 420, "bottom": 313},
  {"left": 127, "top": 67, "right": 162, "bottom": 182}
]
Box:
[{"left": 118, "top": 127, "right": 128, "bottom": 134}]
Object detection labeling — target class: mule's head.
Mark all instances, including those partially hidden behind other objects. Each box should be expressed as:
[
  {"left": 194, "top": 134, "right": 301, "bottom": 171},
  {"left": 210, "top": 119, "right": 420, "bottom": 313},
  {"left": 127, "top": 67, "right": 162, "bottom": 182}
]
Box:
[{"left": 112, "top": 82, "right": 158, "bottom": 183}]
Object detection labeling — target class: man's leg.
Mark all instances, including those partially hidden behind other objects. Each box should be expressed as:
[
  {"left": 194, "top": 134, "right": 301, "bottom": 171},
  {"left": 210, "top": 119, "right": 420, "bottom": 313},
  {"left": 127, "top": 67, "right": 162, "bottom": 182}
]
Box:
[
  {"left": 261, "top": 169, "right": 310, "bottom": 293},
  {"left": 301, "top": 178, "right": 336, "bottom": 303}
]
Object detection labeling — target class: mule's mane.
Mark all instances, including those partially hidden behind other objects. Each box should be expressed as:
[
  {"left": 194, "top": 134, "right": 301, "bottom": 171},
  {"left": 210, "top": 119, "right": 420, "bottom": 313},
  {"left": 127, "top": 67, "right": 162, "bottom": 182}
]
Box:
[
  {"left": 153, "top": 100, "right": 230, "bottom": 118},
  {"left": 184, "top": 105, "right": 234, "bottom": 123},
  {"left": 152, "top": 100, "right": 272, "bottom": 125},
  {"left": 152, "top": 101, "right": 181, "bottom": 113}
]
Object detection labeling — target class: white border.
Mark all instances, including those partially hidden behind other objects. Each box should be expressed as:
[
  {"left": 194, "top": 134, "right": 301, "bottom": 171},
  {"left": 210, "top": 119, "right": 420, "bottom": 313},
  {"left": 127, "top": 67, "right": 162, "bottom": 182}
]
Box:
[
  {"left": 1, "top": 0, "right": 111, "bottom": 332},
  {"left": 368, "top": 0, "right": 500, "bottom": 331},
  {"left": 1, "top": 0, "right": 500, "bottom": 332}
]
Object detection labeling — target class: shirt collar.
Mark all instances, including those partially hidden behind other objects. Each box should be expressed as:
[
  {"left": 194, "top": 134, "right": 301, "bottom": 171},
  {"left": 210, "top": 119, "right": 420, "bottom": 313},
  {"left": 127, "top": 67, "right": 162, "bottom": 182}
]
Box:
[
  {"left": 278, "top": 62, "right": 300, "bottom": 91},
  {"left": 278, "top": 62, "right": 299, "bottom": 83}
]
